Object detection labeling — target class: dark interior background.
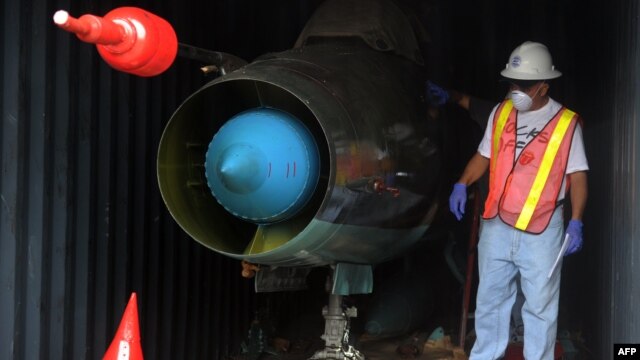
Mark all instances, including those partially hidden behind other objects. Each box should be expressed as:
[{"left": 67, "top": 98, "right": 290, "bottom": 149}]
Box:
[{"left": 1, "top": 0, "right": 638, "bottom": 359}]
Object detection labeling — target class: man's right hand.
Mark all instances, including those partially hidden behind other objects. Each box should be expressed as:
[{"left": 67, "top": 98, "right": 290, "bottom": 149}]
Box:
[
  {"left": 449, "top": 183, "right": 467, "bottom": 221},
  {"left": 426, "top": 81, "right": 450, "bottom": 106}
]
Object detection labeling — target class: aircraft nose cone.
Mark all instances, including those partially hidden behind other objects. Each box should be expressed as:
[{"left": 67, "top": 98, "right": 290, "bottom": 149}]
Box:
[
  {"left": 204, "top": 107, "right": 320, "bottom": 224},
  {"left": 217, "top": 144, "right": 266, "bottom": 194}
]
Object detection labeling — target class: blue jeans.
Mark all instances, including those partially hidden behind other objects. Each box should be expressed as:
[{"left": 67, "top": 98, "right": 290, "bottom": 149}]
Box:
[{"left": 470, "top": 207, "right": 564, "bottom": 360}]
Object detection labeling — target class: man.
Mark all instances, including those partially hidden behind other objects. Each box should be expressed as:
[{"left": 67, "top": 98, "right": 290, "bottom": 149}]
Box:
[
  {"left": 448, "top": 41, "right": 588, "bottom": 360},
  {"left": 427, "top": 80, "right": 529, "bottom": 342}
]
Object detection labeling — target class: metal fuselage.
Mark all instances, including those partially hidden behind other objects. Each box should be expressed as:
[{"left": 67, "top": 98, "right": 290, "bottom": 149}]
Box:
[{"left": 157, "top": 0, "right": 443, "bottom": 268}]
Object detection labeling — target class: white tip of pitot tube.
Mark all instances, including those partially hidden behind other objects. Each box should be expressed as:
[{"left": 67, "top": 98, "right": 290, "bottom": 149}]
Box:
[{"left": 53, "top": 10, "right": 70, "bottom": 25}]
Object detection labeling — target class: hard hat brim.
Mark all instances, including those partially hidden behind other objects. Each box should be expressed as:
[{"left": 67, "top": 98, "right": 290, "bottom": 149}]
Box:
[{"left": 500, "top": 68, "right": 562, "bottom": 80}]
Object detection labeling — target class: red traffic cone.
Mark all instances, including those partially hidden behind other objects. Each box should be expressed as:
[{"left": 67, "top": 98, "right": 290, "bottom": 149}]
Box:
[{"left": 103, "top": 293, "right": 144, "bottom": 360}]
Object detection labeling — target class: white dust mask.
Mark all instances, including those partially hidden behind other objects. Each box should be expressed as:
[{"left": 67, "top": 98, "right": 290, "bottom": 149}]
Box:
[
  {"left": 510, "top": 90, "right": 533, "bottom": 111},
  {"left": 510, "top": 82, "right": 544, "bottom": 112}
]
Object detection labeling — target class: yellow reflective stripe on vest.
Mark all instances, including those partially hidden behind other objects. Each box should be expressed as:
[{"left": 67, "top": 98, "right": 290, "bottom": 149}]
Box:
[
  {"left": 514, "top": 109, "right": 576, "bottom": 230},
  {"left": 492, "top": 100, "right": 514, "bottom": 173}
]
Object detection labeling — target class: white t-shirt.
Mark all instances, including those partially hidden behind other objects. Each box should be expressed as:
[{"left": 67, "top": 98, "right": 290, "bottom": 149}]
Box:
[{"left": 477, "top": 98, "right": 589, "bottom": 200}]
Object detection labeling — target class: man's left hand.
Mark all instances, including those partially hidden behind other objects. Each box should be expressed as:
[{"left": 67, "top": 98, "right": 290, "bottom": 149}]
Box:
[{"left": 564, "top": 219, "right": 583, "bottom": 256}]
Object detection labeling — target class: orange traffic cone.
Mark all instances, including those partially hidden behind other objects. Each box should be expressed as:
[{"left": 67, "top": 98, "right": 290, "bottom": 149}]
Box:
[{"left": 103, "top": 292, "right": 144, "bottom": 360}]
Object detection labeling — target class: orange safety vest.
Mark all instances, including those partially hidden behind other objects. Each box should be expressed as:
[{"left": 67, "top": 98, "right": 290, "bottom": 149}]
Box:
[{"left": 483, "top": 99, "right": 579, "bottom": 234}]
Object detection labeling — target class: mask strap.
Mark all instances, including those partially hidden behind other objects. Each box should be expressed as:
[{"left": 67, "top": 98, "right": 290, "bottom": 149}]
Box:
[{"left": 531, "top": 81, "right": 546, "bottom": 100}]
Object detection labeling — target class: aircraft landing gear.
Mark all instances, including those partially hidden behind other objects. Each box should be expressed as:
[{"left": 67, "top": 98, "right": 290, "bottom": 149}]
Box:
[{"left": 309, "top": 293, "right": 364, "bottom": 360}]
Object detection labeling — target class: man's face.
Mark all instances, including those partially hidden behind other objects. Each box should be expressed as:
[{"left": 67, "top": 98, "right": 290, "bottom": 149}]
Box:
[
  {"left": 509, "top": 81, "right": 548, "bottom": 98},
  {"left": 507, "top": 80, "right": 550, "bottom": 111}
]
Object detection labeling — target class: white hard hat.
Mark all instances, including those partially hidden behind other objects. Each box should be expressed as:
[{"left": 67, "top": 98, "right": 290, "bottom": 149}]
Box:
[{"left": 500, "top": 41, "right": 562, "bottom": 80}]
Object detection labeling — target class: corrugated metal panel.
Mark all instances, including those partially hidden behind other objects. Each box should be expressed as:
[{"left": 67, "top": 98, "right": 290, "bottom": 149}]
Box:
[
  {"left": 604, "top": 0, "right": 640, "bottom": 353},
  {"left": 1, "top": 0, "right": 273, "bottom": 358},
  {"left": 546, "top": 1, "right": 640, "bottom": 358}
]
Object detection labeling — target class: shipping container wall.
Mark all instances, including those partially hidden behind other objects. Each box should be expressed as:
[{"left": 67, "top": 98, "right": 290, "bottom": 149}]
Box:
[{"left": 596, "top": 0, "right": 640, "bottom": 353}]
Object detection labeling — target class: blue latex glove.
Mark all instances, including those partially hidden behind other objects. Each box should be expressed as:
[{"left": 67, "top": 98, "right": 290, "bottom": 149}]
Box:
[
  {"left": 426, "top": 80, "right": 450, "bottom": 106},
  {"left": 564, "top": 219, "right": 583, "bottom": 256},
  {"left": 449, "top": 183, "right": 467, "bottom": 221}
]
